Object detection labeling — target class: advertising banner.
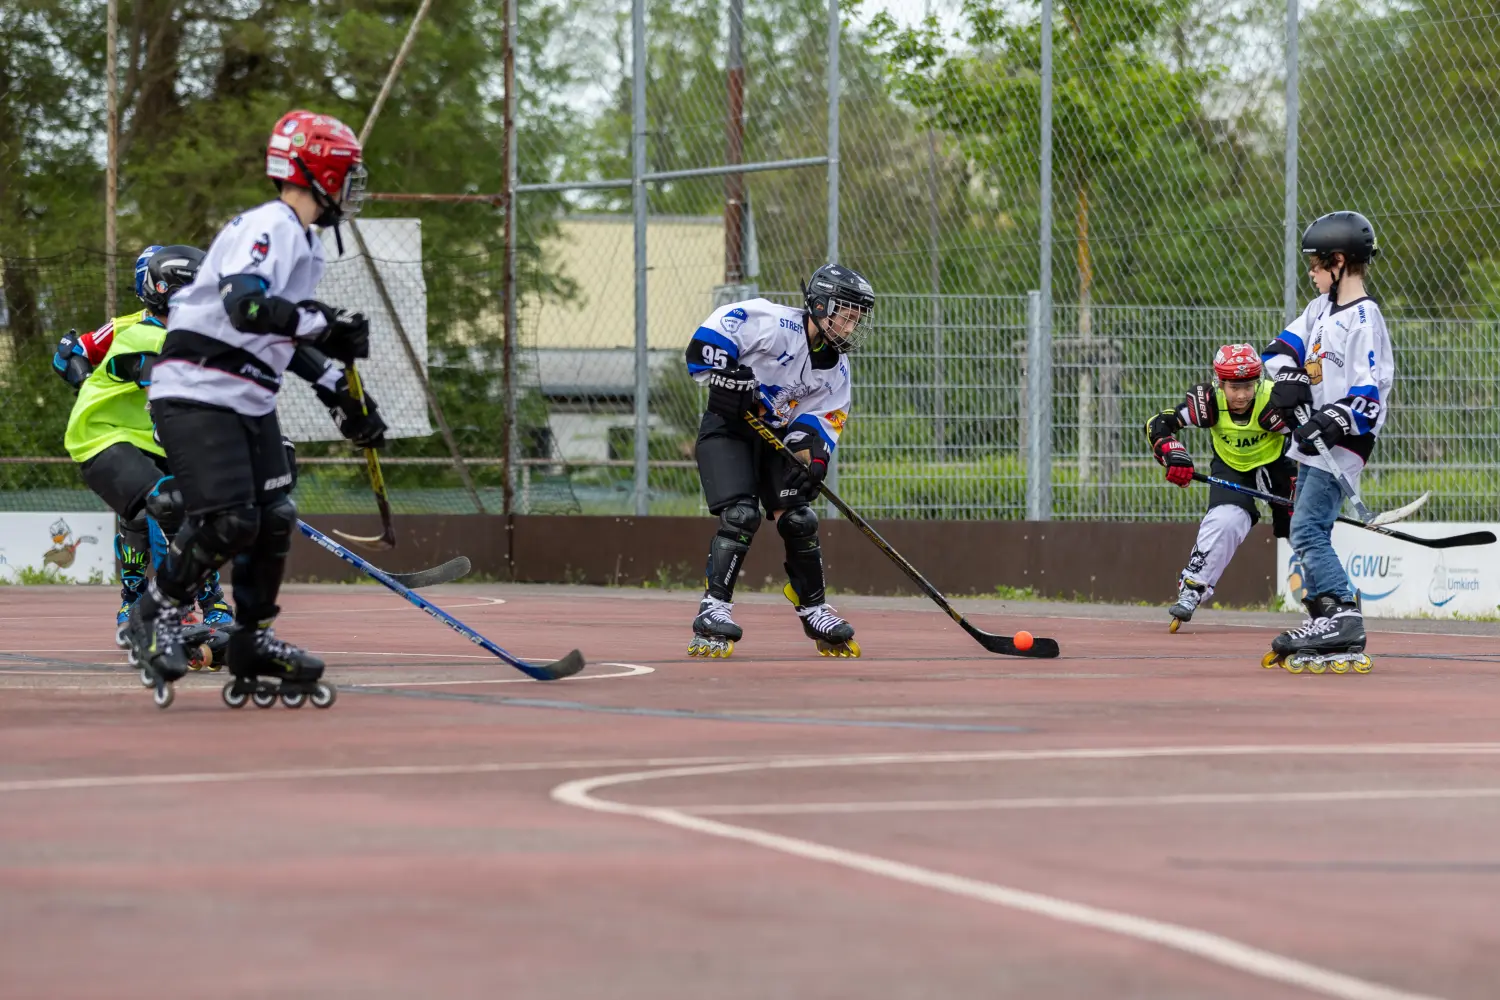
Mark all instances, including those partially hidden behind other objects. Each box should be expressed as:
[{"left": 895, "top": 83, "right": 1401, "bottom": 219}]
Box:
[
  {"left": 1277, "top": 523, "right": 1500, "bottom": 618},
  {"left": 0, "top": 513, "right": 116, "bottom": 584}
]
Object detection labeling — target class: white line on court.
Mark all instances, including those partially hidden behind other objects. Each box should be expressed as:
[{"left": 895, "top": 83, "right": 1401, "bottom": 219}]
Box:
[
  {"left": 551, "top": 744, "right": 1473, "bottom": 1000},
  {"left": 352, "top": 661, "right": 654, "bottom": 687},
  {"left": 680, "top": 785, "right": 1500, "bottom": 816},
  {"left": 0, "top": 595, "right": 508, "bottom": 622}
]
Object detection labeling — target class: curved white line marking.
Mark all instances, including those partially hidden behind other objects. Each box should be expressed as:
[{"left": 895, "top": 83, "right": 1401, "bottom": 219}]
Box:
[
  {"left": 682, "top": 785, "right": 1500, "bottom": 816},
  {"left": 354, "top": 661, "right": 654, "bottom": 687},
  {"left": 551, "top": 746, "right": 1464, "bottom": 1000}
]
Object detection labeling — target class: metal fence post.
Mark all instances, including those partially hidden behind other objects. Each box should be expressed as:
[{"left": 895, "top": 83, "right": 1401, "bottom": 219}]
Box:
[
  {"left": 1282, "top": 0, "right": 1300, "bottom": 326},
  {"left": 1026, "top": 290, "right": 1053, "bottom": 520},
  {"left": 825, "top": 0, "right": 841, "bottom": 516},
  {"left": 1032, "top": 0, "right": 1053, "bottom": 521},
  {"left": 632, "top": 0, "right": 650, "bottom": 516}
]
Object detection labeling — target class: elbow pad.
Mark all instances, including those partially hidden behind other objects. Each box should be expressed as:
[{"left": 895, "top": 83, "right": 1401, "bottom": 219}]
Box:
[
  {"left": 219, "top": 273, "right": 299, "bottom": 335},
  {"left": 105, "top": 352, "right": 156, "bottom": 387}
]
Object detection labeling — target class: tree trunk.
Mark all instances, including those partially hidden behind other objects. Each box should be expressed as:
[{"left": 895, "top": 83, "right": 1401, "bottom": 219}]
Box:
[{"left": 0, "top": 42, "right": 42, "bottom": 353}]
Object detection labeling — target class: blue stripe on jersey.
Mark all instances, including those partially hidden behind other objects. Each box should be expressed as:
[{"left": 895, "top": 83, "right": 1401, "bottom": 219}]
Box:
[
  {"left": 792, "top": 413, "right": 836, "bottom": 451},
  {"left": 687, "top": 362, "right": 713, "bottom": 374},
  {"left": 1347, "top": 384, "right": 1381, "bottom": 434},
  {"left": 689, "top": 327, "right": 739, "bottom": 359},
  {"left": 1265, "top": 330, "right": 1305, "bottom": 366}
]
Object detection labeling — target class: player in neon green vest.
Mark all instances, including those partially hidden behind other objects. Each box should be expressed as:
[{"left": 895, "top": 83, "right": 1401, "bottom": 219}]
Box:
[
  {"left": 63, "top": 245, "right": 236, "bottom": 650},
  {"left": 1145, "top": 344, "right": 1296, "bottom": 631}
]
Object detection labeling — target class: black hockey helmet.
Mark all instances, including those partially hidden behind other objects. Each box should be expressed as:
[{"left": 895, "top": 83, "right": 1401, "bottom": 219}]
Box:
[
  {"left": 137, "top": 244, "right": 205, "bottom": 314},
  {"left": 1301, "top": 211, "right": 1379, "bottom": 264},
  {"left": 802, "top": 263, "right": 875, "bottom": 354}
]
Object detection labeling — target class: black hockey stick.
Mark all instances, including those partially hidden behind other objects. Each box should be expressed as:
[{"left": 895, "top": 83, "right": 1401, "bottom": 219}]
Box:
[
  {"left": 299, "top": 520, "right": 470, "bottom": 588},
  {"left": 299, "top": 520, "right": 584, "bottom": 681},
  {"left": 744, "top": 413, "right": 1059, "bottom": 658},
  {"left": 1190, "top": 473, "right": 1497, "bottom": 550}
]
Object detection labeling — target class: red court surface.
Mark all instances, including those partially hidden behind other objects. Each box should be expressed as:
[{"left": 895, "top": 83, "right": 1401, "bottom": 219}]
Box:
[{"left": 3, "top": 582, "right": 1500, "bottom": 999}]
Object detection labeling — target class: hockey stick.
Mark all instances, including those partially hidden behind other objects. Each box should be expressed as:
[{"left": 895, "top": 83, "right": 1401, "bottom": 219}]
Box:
[
  {"left": 744, "top": 413, "right": 1059, "bottom": 658},
  {"left": 331, "top": 363, "right": 398, "bottom": 552},
  {"left": 297, "top": 520, "right": 584, "bottom": 681},
  {"left": 1294, "top": 405, "right": 1385, "bottom": 524},
  {"left": 1190, "top": 473, "right": 1496, "bottom": 550}
]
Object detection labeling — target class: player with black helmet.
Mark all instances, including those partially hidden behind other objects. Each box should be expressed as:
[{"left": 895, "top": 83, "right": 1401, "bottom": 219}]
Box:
[
  {"left": 1261, "top": 211, "right": 1393, "bottom": 674},
  {"left": 684, "top": 263, "right": 875, "bottom": 658}
]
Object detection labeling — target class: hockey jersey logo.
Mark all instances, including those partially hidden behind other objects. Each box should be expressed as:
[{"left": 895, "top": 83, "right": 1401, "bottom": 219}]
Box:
[
  {"left": 1306, "top": 335, "right": 1324, "bottom": 385},
  {"left": 250, "top": 233, "right": 271, "bottom": 265}
]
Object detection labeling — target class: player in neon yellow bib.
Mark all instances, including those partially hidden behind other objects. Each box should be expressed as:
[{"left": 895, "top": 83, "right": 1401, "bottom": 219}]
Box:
[
  {"left": 1146, "top": 344, "right": 1296, "bottom": 631},
  {"left": 63, "top": 245, "right": 235, "bottom": 648}
]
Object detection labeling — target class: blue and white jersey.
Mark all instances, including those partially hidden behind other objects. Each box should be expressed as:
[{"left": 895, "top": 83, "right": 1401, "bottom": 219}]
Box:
[
  {"left": 1263, "top": 293, "right": 1394, "bottom": 476},
  {"left": 686, "top": 298, "right": 852, "bottom": 453}
]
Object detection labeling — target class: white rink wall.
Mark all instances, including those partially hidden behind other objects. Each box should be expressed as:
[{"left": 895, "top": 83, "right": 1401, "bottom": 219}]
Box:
[{"left": 1278, "top": 524, "right": 1500, "bottom": 618}]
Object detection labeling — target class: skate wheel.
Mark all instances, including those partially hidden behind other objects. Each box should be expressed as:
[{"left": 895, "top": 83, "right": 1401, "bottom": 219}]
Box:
[
  {"left": 1260, "top": 651, "right": 1282, "bottom": 670},
  {"left": 153, "top": 684, "right": 174, "bottom": 710},
  {"left": 138, "top": 667, "right": 154, "bottom": 688},
  {"left": 1283, "top": 657, "right": 1306, "bottom": 674},
  {"left": 281, "top": 691, "right": 305, "bottom": 709},
  {"left": 712, "top": 641, "right": 733, "bottom": 659},
  {"left": 222, "top": 682, "right": 248, "bottom": 709},
  {"left": 1306, "top": 658, "right": 1327, "bottom": 674},
  {"left": 251, "top": 689, "right": 277, "bottom": 709},
  {"left": 311, "top": 683, "right": 337, "bottom": 709},
  {"left": 1169, "top": 617, "right": 1181, "bottom": 634},
  {"left": 1352, "top": 654, "right": 1373, "bottom": 674},
  {"left": 1328, "top": 657, "right": 1349, "bottom": 674}
]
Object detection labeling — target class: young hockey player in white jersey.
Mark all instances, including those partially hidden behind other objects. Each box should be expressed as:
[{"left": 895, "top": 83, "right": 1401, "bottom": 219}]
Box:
[
  {"left": 685, "top": 263, "right": 875, "bottom": 658},
  {"left": 1146, "top": 344, "right": 1295, "bottom": 632},
  {"left": 125, "top": 109, "right": 372, "bottom": 709},
  {"left": 1261, "top": 211, "right": 1394, "bottom": 673}
]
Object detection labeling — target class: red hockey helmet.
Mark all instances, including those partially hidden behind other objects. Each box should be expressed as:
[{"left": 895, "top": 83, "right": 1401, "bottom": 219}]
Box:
[
  {"left": 1212, "top": 343, "right": 1263, "bottom": 383},
  {"left": 265, "top": 110, "right": 367, "bottom": 226}
]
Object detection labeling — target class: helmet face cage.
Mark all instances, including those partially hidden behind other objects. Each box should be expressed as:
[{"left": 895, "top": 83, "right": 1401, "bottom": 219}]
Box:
[
  {"left": 340, "top": 161, "right": 368, "bottom": 218},
  {"left": 133, "top": 245, "right": 165, "bottom": 305},
  {"left": 819, "top": 297, "right": 872, "bottom": 354}
]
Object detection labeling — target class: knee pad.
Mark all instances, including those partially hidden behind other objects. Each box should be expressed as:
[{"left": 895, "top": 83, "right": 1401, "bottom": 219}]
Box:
[
  {"left": 185, "top": 504, "right": 261, "bottom": 565},
  {"left": 716, "top": 501, "right": 762, "bottom": 543},
  {"left": 144, "top": 477, "right": 185, "bottom": 534},
  {"left": 776, "top": 505, "right": 819, "bottom": 550},
  {"left": 117, "top": 510, "right": 149, "bottom": 554},
  {"left": 258, "top": 493, "right": 297, "bottom": 559}
]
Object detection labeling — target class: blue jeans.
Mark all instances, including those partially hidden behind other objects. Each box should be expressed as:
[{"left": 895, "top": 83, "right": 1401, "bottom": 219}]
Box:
[{"left": 1290, "top": 465, "right": 1353, "bottom": 603}]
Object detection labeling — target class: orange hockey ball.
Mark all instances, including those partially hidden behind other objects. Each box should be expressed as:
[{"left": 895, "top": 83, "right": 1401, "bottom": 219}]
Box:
[{"left": 1013, "top": 630, "right": 1034, "bottom": 651}]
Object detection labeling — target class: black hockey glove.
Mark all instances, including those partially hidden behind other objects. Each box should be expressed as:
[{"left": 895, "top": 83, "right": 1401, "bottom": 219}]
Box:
[
  {"left": 705, "top": 364, "right": 758, "bottom": 421},
  {"left": 301, "top": 300, "right": 371, "bottom": 364},
  {"left": 1268, "top": 366, "right": 1313, "bottom": 426},
  {"left": 1292, "top": 404, "right": 1353, "bottom": 455},
  {"left": 52, "top": 329, "right": 93, "bottom": 390},
  {"left": 1145, "top": 408, "right": 1185, "bottom": 449},
  {"left": 315, "top": 373, "right": 387, "bottom": 449},
  {"left": 780, "top": 426, "right": 830, "bottom": 501},
  {"left": 1183, "top": 382, "right": 1217, "bottom": 427}
]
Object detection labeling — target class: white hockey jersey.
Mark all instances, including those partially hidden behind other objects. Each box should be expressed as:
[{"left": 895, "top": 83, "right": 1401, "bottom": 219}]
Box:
[
  {"left": 1263, "top": 293, "right": 1394, "bottom": 478},
  {"left": 151, "top": 200, "right": 332, "bottom": 416},
  {"left": 686, "top": 298, "right": 852, "bottom": 453}
]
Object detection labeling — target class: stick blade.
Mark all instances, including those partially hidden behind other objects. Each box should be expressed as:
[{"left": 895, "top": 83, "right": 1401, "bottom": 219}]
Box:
[
  {"left": 389, "top": 556, "right": 472, "bottom": 589},
  {"left": 974, "top": 629, "right": 1061, "bottom": 658},
  {"left": 332, "top": 527, "right": 396, "bottom": 552},
  {"left": 1422, "top": 530, "right": 1497, "bottom": 550},
  {"left": 1370, "top": 491, "right": 1430, "bottom": 527},
  {"left": 529, "top": 649, "right": 587, "bottom": 681}
]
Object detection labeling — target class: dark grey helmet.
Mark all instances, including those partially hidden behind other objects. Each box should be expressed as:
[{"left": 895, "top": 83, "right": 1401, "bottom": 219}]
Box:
[
  {"left": 1301, "top": 211, "right": 1379, "bottom": 264},
  {"left": 138, "top": 244, "right": 205, "bottom": 314},
  {"left": 802, "top": 263, "right": 875, "bottom": 354}
]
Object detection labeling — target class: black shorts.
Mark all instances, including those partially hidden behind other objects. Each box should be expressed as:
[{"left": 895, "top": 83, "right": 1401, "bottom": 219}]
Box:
[
  {"left": 696, "top": 411, "right": 803, "bottom": 515},
  {"left": 152, "top": 400, "right": 292, "bottom": 516},
  {"left": 1208, "top": 453, "right": 1296, "bottom": 537},
  {"left": 78, "top": 443, "right": 170, "bottom": 520}
]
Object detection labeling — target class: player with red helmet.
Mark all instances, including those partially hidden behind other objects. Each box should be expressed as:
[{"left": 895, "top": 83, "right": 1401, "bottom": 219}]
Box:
[
  {"left": 1145, "top": 343, "right": 1295, "bottom": 631},
  {"left": 123, "top": 110, "right": 375, "bottom": 710}
]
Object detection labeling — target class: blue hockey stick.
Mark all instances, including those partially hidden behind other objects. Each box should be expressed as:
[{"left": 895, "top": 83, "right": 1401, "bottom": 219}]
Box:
[{"left": 297, "top": 520, "right": 586, "bottom": 681}]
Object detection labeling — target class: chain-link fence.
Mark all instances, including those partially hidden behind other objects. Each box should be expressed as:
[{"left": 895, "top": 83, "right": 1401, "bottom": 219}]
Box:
[{"left": 3, "top": 0, "right": 1499, "bottom": 522}]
